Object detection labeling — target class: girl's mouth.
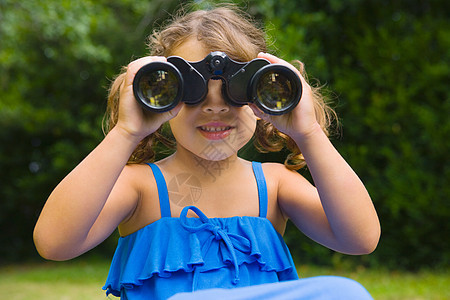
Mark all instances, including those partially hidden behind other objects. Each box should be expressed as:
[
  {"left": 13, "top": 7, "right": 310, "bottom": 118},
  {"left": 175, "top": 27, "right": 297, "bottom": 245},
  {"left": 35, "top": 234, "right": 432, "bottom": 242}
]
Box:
[{"left": 197, "top": 122, "right": 234, "bottom": 140}]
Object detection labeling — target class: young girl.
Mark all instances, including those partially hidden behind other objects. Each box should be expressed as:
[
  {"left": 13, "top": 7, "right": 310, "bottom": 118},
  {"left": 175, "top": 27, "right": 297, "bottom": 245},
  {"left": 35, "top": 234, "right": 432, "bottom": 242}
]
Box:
[{"left": 33, "top": 5, "right": 380, "bottom": 300}]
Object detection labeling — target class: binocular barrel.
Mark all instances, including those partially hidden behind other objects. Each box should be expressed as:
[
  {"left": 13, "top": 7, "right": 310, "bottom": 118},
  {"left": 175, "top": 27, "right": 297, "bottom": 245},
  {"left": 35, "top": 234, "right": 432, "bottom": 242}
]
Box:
[{"left": 133, "top": 52, "right": 302, "bottom": 115}]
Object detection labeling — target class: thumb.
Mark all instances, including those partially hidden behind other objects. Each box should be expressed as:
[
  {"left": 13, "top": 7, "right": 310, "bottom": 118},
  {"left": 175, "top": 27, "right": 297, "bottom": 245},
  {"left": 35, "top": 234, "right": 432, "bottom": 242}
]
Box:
[
  {"left": 160, "top": 102, "right": 184, "bottom": 122},
  {"left": 248, "top": 103, "right": 270, "bottom": 122}
]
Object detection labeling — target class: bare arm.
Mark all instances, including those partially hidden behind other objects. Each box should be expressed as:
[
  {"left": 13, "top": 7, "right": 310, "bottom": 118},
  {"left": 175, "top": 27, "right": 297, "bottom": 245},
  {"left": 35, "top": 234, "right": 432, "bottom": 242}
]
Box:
[
  {"left": 33, "top": 127, "right": 143, "bottom": 260},
  {"left": 278, "top": 127, "right": 380, "bottom": 254},
  {"left": 34, "top": 56, "right": 182, "bottom": 260},
  {"left": 252, "top": 53, "right": 380, "bottom": 255}
]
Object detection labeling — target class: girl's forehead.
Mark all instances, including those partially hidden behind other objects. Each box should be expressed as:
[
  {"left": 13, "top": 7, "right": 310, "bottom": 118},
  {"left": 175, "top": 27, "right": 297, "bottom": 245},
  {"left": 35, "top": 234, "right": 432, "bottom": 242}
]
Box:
[{"left": 171, "top": 38, "right": 211, "bottom": 62}]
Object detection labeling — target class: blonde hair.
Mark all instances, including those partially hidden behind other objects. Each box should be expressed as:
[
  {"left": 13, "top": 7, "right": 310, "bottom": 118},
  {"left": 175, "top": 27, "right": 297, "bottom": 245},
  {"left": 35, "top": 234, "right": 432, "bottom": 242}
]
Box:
[{"left": 103, "top": 5, "right": 336, "bottom": 169}]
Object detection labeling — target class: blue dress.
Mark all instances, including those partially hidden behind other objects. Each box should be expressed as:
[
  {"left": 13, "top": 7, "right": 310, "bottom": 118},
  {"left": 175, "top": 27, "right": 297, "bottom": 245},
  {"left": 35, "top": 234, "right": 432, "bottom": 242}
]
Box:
[{"left": 103, "top": 162, "right": 299, "bottom": 299}]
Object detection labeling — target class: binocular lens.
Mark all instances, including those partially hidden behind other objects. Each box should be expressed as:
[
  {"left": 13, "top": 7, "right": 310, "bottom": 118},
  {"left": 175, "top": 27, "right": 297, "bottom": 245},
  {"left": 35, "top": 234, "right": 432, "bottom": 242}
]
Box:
[
  {"left": 134, "top": 62, "right": 183, "bottom": 112},
  {"left": 138, "top": 70, "right": 179, "bottom": 109},
  {"left": 255, "top": 71, "right": 298, "bottom": 113}
]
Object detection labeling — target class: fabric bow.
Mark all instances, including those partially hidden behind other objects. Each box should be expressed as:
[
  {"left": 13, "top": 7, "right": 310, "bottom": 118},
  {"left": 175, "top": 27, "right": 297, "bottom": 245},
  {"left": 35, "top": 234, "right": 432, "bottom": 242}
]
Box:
[{"left": 180, "top": 206, "right": 251, "bottom": 284}]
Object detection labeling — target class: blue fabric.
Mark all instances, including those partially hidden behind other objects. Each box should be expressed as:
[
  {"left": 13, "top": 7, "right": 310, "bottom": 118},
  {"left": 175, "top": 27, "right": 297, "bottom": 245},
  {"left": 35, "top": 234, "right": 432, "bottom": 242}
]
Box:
[
  {"left": 252, "top": 161, "right": 268, "bottom": 218},
  {"left": 168, "top": 276, "right": 374, "bottom": 300},
  {"left": 103, "top": 162, "right": 299, "bottom": 299},
  {"left": 148, "top": 163, "right": 171, "bottom": 218}
]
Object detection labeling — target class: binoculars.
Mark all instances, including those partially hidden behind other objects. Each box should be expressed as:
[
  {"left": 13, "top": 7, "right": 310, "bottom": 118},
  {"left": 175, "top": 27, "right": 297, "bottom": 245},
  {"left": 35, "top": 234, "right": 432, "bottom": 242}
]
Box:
[{"left": 133, "top": 52, "right": 302, "bottom": 115}]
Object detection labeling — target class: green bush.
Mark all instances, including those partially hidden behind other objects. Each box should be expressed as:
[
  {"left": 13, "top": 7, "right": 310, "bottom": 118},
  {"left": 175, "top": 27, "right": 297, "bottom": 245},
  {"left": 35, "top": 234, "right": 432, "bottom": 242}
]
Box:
[
  {"left": 1, "top": 0, "right": 448, "bottom": 270},
  {"left": 0, "top": 0, "right": 179, "bottom": 262},
  {"left": 253, "top": 0, "right": 450, "bottom": 269}
]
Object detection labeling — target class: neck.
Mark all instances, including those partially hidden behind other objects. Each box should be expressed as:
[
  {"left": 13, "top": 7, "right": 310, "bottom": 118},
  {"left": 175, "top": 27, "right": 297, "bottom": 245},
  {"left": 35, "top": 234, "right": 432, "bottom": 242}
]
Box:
[{"left": 164, "top": 145, "right": 242, "bottom": 183}]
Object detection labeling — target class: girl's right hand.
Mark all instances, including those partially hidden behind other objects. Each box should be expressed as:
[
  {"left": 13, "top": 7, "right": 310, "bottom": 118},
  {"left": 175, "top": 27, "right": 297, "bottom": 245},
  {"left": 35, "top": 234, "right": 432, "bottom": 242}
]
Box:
[
  {"left": 115, "top": 56, "right": 183, "bottom": 141},
  {"left": 35, "top": 56, "right": 183, "bottom": 261}
]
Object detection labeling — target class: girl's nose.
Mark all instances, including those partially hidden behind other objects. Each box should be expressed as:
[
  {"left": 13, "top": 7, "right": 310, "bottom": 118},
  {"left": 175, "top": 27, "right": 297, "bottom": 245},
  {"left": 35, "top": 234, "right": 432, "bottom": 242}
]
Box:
[{"left": 201, "top": 79, "right": 230, "bottom": 114}]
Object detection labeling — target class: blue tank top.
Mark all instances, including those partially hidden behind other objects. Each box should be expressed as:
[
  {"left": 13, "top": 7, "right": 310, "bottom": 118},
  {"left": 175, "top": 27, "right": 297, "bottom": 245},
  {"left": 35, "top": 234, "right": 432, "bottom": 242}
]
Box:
[{"left": 103, "top": 162, "right": 298, "bottom": 299}]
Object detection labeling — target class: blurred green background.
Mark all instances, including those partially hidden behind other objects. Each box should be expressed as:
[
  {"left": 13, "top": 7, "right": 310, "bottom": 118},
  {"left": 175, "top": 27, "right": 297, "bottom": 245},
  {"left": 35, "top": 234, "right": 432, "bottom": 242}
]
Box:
[{"left": 0, "top": 0, "right": 449, "bottom": 272}]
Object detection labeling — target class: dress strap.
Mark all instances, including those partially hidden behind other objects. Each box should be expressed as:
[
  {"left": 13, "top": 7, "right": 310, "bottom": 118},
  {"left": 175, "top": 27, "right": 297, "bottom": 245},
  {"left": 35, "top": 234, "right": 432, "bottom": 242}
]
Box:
[
  {"left": 147, "top": 163, "right": 171, "bottom": 218},
  {"left": 251, "top": 162, "right": 268, "bottom": 218}
]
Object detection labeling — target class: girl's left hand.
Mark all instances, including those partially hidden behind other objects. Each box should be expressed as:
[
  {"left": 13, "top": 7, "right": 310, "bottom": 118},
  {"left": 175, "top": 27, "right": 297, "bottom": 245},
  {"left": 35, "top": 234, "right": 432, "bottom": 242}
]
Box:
[{"left": 249, "top": 53, "right": 320, "bottom": 141}]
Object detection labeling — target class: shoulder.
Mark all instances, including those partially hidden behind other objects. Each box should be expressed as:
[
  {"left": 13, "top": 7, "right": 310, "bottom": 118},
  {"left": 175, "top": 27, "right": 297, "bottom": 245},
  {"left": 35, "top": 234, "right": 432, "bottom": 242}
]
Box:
[
  {"left": 121, "top": 162, "right": 160, "bottom": 183},
  {"left": 110, "top": 163, "right": 153, "bottom": 213},
  {"left": 116, "top": 163, "right": 162, "bottom": 236},
  {"left": 115, "top": 163, "right": 151, "bottom": 192},
  {"left": 122, "top": 162, "right": 152, "bottom": 175},
  {"left": 119, "top": 163, "right": 157, "bottom": 199},
  {"left": 260, "top": 162, "right": 313, "bottom": 194},
  {"left": 259, "top": 162, "right": 306, "bottom": 184},
  {"left": 259, "top": 161, "right": 291, "bottom": 173},
  {"left": 260, "top": 162, "right": 318, "bottom": 218}
]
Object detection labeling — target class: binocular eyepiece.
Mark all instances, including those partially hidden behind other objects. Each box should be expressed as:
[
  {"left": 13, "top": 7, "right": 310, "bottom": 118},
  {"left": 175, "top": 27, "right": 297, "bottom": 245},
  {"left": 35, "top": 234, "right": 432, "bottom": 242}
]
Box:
[{"left": 133, "top": 52, "right": 302, "bottom": 115}]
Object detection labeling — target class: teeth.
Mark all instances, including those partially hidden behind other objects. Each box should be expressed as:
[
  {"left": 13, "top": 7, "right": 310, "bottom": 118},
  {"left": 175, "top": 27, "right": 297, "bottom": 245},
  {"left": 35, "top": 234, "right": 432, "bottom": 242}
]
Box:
[{"left": 200, "top": 126, "right": 231, "bottom": 132}]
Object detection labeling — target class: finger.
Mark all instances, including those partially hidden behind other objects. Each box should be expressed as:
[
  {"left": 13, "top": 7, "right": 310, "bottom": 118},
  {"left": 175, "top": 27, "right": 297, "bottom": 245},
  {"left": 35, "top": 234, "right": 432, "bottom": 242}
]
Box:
[
  {"left": 258, "top": 52, "right": 304, "bottom": 77},
  {"left": 124, "top": 56, "right": 168, "bottom": 86},
  {"left": 259, "top": 53, "right": 314, "bottom": 99},
  {"left": 248, "top": 103, "right": 270, "bottom": 122},
  {"left": 167, "top": 102, "right": 184, "bottom": 119},
  {"left": 258, "top": 52, "right": 282, "bottom": 63},
  {"left": 257, "top": 52, "right": 293, "bottom": 67},
  {"left": 157, "top": 102, "right": 185, "bottom": 123}
]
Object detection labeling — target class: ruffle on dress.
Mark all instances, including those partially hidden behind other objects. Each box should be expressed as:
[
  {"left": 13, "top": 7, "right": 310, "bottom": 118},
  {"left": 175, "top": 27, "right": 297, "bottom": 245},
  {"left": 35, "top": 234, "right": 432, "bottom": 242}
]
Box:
[{"left": 103, "top": 206, "right": 298, "bottom": 297}]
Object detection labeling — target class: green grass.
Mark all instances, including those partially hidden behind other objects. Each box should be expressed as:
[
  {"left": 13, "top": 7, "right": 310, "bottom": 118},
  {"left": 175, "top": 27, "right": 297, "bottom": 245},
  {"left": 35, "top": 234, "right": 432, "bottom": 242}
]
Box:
[
  {"left": 0, "top": 258, "right": 109, "bottom": 300},
  {"left": 0, "top": 258, "right": 448, "bottom": 299},
  {"left": 298, "top": 265, "right": 449, "bottom": 300}
]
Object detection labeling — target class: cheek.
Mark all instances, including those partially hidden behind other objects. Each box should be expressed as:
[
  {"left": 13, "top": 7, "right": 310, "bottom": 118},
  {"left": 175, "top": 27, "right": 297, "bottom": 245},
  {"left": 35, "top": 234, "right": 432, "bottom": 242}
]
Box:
[
  {"left": 239, "top": 107, "right": 257, "bottom": 137},
  {"left": 168, "top": 116, "right": 189, "bottom": 150},
  {"left": 169, "top": 107, "right": 192, "bottom": 135},
  {"left": 168, "top": 118, "right": 180, "bottom": 139},
  {"left": 169, "top": 119, "right": 189, "bottom": 146},
  {"left": 231, "top": 108, "right": 257, "bottom": 150}
]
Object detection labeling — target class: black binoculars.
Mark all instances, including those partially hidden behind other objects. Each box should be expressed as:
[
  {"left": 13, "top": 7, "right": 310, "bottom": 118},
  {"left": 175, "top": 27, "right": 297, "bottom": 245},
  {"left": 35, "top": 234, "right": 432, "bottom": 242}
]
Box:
[{"left": 132, "top": 52, "right": 302, "bottom": 115}]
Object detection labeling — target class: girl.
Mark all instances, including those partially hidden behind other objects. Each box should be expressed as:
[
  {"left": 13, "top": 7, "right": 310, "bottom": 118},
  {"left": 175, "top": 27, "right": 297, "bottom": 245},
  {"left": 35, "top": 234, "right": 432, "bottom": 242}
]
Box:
[{"left": 33, "top": 5, "right": 380, "bottom": 300}]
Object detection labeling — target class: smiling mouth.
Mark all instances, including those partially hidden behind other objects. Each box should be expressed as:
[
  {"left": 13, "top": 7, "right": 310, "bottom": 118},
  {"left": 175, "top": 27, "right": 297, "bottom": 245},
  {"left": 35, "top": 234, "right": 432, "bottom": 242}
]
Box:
[
  {"left": 199, "top": 126, "right": 233, "bottom": 132},
  {"left": 197, "top": 124, "right": 234, "bottom": 140}
]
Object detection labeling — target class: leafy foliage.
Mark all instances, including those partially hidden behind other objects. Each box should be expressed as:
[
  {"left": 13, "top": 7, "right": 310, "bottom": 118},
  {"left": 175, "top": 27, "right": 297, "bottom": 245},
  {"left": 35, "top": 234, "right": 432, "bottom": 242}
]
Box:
[
  {"left": 0, "top": 0, "right": 179, "bottom": 262},
  {"left": 0, "top": 0, "right": 448, "bottom": 269},
  {"left": 251, "top": 0, "right": 450, "bottom": 269}
]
